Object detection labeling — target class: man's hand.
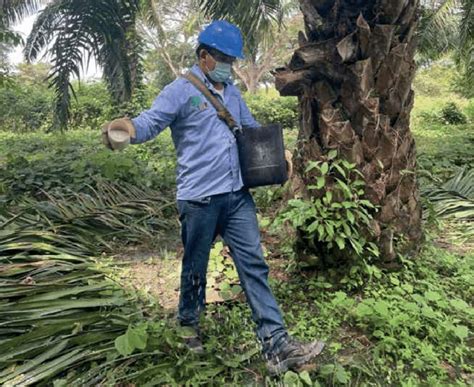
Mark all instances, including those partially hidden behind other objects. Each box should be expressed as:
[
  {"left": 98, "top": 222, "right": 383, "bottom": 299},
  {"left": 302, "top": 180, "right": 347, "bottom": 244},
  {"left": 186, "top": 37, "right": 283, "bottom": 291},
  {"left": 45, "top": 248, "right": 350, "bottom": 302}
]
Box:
[
  {"left": 285, "top": 149, "right": 293, "bottom": 179},
  {"left": 101, "top": 118, "right": 136, "bottom": 150}
]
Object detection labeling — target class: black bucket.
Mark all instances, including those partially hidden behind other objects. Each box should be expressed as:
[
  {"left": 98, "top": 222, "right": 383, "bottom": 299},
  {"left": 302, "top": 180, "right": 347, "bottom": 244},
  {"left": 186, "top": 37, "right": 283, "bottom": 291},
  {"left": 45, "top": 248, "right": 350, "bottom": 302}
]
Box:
[{"left": 236, "top": 124, "right": 288, "bottom": 188}]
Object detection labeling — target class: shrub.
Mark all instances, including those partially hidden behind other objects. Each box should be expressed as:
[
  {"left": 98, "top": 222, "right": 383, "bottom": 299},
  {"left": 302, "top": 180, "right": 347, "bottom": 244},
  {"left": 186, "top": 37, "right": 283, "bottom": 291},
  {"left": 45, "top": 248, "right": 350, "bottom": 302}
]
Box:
[
  {"left": 69, "top": 81, "right": 115, "bottom": 130},
  {"left": 413, "top": 62, "right": 458, "bottom": 97},
  {"left": 244, "top": 93, "right": 298, "bottom": 130},
  {"left": 440, "top": 102, "right": 468, "bottom": 125},
  {"left": 0, "top": 81, "right": 54, "bottom": 131},
  {"left": 0, "top": 130, "right": 173, "bottom": 201}
]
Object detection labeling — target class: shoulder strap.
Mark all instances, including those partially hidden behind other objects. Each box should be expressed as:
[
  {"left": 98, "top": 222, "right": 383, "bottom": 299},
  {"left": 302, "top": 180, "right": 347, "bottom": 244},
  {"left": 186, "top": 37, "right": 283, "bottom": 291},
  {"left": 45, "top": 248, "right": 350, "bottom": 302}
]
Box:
[{"left": 183, "top": 72, "right": 241, "bottom": 135}]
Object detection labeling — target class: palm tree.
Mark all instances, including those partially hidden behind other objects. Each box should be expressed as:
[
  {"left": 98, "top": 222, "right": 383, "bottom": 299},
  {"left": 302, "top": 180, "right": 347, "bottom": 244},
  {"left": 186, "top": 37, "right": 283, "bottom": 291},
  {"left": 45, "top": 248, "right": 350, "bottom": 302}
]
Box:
[
  {"left": 199, "top": 0, "right": 471, "bottom": 261},
  {"left": 23, "top": 0, "right": 142, "bottom": 129},
  {"left": 199, "top": 0, "right": 422, "bottom": 261}
]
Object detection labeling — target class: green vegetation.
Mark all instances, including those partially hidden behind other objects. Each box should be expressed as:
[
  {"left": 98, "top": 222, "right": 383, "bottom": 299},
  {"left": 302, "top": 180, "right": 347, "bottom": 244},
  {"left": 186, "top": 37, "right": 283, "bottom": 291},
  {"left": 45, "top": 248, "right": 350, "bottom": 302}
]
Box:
[
  {"left": 1, "top": 60, "right": 473, "bottom": 385},
  {"left": 245, "top": 92, "right": 299, "bottom": 130},
  {"left": 276, "top": 152, "right": 380, "bottom": 262}
]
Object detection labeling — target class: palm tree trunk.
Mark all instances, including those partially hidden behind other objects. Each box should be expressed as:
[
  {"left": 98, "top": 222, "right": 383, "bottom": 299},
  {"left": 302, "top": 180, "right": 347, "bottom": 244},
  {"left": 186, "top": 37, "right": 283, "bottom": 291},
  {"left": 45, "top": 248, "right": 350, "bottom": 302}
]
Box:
[{"left": 275, "top": 0, "right": 423, "bottom": 261}]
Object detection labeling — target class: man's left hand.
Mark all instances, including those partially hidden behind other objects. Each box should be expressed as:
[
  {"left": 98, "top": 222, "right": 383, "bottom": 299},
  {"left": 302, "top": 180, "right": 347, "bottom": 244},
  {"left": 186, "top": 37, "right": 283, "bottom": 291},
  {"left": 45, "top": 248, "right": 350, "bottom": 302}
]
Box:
[{"left": 285, "top": 149, "right": 293, "bottom": 179}]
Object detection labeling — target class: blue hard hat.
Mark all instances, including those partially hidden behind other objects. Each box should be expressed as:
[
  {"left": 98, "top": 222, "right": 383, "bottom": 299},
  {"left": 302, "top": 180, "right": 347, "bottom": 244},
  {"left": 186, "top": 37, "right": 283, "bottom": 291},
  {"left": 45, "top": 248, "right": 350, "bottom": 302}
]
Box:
[{"left": 198, "top": 20, "right": 245, "bottom": 59}]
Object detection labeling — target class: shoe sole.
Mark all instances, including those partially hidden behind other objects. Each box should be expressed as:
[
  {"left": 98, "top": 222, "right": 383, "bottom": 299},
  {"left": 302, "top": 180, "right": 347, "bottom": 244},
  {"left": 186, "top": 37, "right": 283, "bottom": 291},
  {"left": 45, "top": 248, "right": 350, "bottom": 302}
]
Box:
[{"left": 267, "top": 341, "right": 325, "bottom": 376}]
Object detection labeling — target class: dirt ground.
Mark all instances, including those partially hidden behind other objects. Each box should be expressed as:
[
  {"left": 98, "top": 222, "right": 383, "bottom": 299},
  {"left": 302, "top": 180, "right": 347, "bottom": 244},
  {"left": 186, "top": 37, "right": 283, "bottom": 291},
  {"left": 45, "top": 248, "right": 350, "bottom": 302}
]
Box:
[{"left": 116, "top": 233, "right": 291, "bottom": 311}]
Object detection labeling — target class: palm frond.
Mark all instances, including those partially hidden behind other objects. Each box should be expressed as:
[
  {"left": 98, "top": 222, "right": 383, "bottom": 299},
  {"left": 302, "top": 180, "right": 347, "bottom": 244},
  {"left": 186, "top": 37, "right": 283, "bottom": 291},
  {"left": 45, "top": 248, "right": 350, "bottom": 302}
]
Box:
[
  {"left": 459, "top": 0, "right": 474, "bottom": 48},
  {"left": 0, "top": 180, "right": 171, "bottom": 385},
  {"left": 1, "top": 0, "right": 46, "bottom": 26},
  {"left": 197, "top": 0, "right": 284, "bottom": 53},
  {"left": 422, "top": 168, "right": 474, "bottom": 234},
  {"left": 418, "top": 0, "right": 460, "bottom": 61},
  {"left": 0, "top": 219, "right": 126, "bottom": 385},
  {"left": 24, "top": 0, "right": 142, "bottom": 129},
  {"left": 5, "top": 180, "right": 177, "bottom": 254},
  {"left": 456, "top": 0, "right": 474, "bottom": 91}
]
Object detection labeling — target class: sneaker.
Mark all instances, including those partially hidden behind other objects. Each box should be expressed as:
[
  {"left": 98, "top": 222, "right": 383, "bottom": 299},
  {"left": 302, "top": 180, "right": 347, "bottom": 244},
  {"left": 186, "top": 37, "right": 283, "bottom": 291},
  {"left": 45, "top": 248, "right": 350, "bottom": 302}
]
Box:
[
  {"left": 265, "top": 335, "right": 325, "bottom": 375},
  {"left": 178, "top": 325, "right": 204, "bottom": 354}
]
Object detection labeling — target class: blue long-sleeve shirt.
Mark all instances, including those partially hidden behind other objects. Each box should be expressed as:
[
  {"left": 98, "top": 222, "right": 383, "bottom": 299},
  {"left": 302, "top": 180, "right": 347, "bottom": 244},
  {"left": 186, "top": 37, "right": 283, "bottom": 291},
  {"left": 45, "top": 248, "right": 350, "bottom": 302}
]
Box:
[{"left": 131, "top": 64, "right": 259, "bottom": 200}]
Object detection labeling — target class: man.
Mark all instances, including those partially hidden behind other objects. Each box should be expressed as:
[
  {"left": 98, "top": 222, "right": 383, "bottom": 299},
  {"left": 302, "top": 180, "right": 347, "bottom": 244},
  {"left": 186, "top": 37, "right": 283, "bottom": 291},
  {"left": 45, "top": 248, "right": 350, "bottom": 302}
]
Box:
[{"left": 102, "top": 20, "right": 324, "bottom": 375}]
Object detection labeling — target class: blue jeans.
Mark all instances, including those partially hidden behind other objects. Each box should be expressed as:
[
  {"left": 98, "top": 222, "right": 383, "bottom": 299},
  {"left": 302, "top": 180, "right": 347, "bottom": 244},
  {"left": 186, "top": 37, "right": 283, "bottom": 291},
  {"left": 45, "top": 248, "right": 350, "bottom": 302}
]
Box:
[{"left": 177, "top": 188, "right": 287, "bottom": 348}]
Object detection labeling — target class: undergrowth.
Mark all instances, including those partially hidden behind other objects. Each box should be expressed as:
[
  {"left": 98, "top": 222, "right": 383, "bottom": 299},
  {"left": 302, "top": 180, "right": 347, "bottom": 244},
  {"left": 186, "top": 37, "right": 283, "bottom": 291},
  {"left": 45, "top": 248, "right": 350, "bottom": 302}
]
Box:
[{"left": 95, "top": 226, "right": 472, "bottom": 386}]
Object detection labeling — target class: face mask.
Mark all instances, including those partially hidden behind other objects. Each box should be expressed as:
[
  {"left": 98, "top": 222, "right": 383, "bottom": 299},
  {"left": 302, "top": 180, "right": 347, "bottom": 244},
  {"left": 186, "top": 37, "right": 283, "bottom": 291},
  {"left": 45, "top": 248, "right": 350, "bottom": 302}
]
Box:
[{"left": 208, "top": 61, "right": 232, "bottom": 83}]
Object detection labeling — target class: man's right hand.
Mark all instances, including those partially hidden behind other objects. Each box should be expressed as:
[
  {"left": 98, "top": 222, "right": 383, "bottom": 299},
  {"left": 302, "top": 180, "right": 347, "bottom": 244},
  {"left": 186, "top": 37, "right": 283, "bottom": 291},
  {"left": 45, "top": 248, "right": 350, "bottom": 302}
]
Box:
[{"left": 101, "top": 118, "right": 136, "bottom": 150}]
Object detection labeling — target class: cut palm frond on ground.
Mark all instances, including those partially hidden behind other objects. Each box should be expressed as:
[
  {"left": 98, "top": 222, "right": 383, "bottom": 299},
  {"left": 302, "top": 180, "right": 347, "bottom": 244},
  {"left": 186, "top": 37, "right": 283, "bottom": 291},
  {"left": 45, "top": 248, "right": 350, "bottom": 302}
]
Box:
[
  {"left": 422, "top": 168, "right": 474, "bottom": 237},
  {"left": 4, "top": 180, "right": 178, "bottom": 253},
  {"left": 0, "top": 180, "right": 180, "bottom": 385},
  {"left": 0, "top": 221, "right": 139, "bottom": 386}
]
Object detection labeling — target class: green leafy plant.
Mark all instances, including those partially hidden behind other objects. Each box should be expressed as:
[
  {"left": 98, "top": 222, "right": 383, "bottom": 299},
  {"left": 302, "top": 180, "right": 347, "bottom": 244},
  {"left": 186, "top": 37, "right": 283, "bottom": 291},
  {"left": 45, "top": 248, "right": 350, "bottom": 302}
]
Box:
[
  {"left": 115, "top": 323, "right": 149, "bottom": 356},
  {"left": 208, "top": 242, "right": 242, "bottom": 301},
  {"left": 276, "top": 151, "right": 379, "bottom": 259}
]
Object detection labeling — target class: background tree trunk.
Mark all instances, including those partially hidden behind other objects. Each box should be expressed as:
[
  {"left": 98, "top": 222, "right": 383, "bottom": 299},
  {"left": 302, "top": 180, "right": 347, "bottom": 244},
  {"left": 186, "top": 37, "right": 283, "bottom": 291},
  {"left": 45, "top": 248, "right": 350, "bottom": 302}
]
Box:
[{"left": 275, "top": 0, "right": 423, "bottom": 261}]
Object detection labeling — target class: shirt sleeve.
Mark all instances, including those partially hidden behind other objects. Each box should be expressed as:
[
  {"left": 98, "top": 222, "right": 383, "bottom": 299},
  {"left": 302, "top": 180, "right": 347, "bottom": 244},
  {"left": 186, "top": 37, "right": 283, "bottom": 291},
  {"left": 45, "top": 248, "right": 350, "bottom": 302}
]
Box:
[
  {"left": 130, "top": 82, "right": 183, "bottom": 144},
  {"left": 237, "top": 91, "right": 260, "bottom": 129}
]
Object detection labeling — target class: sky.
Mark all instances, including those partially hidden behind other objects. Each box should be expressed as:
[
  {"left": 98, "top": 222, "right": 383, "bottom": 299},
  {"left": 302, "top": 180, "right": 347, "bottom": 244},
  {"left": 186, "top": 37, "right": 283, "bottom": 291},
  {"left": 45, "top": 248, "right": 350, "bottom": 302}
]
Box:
[{"left": 8, "top": 11, "right": 102, "bottom": 79}]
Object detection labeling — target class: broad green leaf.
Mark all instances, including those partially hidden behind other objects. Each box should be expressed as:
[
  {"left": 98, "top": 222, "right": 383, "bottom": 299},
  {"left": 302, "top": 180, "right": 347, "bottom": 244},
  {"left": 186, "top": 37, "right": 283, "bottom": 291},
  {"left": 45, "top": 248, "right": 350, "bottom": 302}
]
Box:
[
  {"left": 283, "top": 371, "right": 301, "bottom": 386},
  {"left": 424, "top": 291, "right": 442, "bottom": 302},
  {"left": 333, "top": 163, "right": 347, "bottom": 178},
  {"left": 319, "top": 364, "right": 335, "bottom": 376},
  {"left": 231, "top": 284, "right": 242, "bottom": 296},
  {"left": 453, "top": 325, "right": 468, "bottom": 340},
  {"left": 317, "top": 176, "right": 325, "bottom": 189},
  {"left": 114, "top": 333, "right": 134, "bottom": 356},
  {"left": 305, "top": 161, "right": 321, "bottom": 173},
  {"left": 336, "top": 178, "right": 351, "bottom": 197},
  {"left": 346, "top": 211, "right": 355, "bottom": 224},
  {"left": 327, "top": 150, "right": 338, "bottom": 160},
  {"left": 335, "top": 237, "right": 345, "bottom": 250},
  {"left": 334, "top": 364, "right": 350, "bottom": 384},
  {"left": 299, "top": 370, "right": 312, "bottom": 386},
  {"left": 325, "top": 191, "right": 333, "bottom": 203},
  {"left": 114, "top": 324, "right": 148, "bottom": 356},
  {"left": 127, "top": 324, "right": 148, "bottom": 351},
  {"left": 321, "top": 162, "right": 329, "bottom": 175}
]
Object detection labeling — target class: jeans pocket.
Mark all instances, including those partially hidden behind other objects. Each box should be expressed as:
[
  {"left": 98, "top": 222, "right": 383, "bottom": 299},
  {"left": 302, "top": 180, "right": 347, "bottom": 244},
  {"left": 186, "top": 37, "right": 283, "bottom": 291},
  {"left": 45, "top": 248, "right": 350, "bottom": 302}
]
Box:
[{"left": 185, "top": 196, "right": 212, "bottom": 210}]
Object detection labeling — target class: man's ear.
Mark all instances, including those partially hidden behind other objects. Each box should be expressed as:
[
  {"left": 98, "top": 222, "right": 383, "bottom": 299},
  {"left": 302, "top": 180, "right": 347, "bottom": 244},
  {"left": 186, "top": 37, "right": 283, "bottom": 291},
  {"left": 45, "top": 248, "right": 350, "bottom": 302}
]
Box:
[{"left": 198, "top": 49, "right": 207, "bottom": 61}]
